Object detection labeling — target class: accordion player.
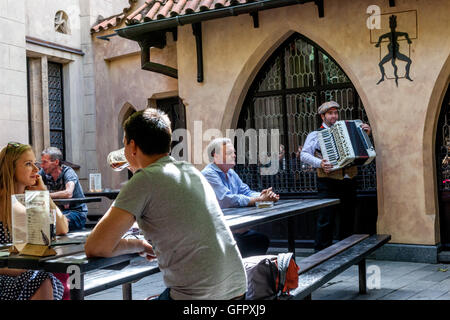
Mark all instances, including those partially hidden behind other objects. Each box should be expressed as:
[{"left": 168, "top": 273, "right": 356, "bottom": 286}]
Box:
[{"left": 317, "top": 120, "right": 376, "bottom": 171}]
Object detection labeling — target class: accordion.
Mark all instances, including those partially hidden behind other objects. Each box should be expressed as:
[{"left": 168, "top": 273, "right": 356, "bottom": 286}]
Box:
[{"left": 317, "top": 120, "right": 376, "bottom": 171}]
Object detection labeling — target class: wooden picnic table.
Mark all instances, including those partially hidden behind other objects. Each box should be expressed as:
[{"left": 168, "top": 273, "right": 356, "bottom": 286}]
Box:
[{"left": 0, "top": 198, "right": 339, "bottom": 299}]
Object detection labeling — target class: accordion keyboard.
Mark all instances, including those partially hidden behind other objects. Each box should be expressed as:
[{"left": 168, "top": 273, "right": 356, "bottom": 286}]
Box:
[
  {"left": 320, "top": 129, "right": 338, "bottom": 166},
  {"left": 317, "top": 120, "right": 375, "bottom": 171}
]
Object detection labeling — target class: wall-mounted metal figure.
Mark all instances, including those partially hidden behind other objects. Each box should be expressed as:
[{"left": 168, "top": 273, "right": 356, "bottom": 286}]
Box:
[{"left": 375, "top": 15, "right": 413, "bottom": 86}]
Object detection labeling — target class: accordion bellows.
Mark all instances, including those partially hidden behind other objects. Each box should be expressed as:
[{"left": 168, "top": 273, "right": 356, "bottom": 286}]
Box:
[{"left": 317, "top": 120, "right": 376, "bottom": 171}]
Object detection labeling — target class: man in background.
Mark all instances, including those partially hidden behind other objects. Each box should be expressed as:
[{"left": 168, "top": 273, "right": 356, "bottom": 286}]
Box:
[
  {"left": 202, "top": 137, "right": 279, "bottom": 257},
  {"left": 39, "top": 147, "right": 87, "bottom": 231}
]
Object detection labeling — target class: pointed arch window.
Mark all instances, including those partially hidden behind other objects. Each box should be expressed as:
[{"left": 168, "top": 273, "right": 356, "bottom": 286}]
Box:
[{"left": 235, "top": 33, "right": 376, "bottom": 195}]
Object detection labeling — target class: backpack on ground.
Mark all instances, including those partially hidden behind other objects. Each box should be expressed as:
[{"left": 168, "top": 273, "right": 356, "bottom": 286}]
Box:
[{"left": 243, "top": 252, "right": 300, "bottom": 300}]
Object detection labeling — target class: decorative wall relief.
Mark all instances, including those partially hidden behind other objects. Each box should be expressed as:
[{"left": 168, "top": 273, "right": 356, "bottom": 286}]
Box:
[{"left": 370, "top": 10, "right": 417, "bottom": 87}]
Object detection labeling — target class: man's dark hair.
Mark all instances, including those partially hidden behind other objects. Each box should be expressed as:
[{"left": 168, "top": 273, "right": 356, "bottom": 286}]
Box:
[{"left": 123, "top": 108, "right": 172, "bottom": 155}]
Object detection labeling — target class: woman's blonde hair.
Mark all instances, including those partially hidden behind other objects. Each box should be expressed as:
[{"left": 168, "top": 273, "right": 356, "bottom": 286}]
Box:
[{"left": 0, "top": 142, "right": 32, "bottom": 233}]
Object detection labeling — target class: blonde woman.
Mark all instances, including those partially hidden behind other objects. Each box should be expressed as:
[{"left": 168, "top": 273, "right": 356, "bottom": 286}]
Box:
[{"left": 0, "top": 142, "right": 68, "bottom": 300}]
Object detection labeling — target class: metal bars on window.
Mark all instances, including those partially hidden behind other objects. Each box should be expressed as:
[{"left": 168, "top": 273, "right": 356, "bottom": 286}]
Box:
[
  {"left": 235, "top": 34, "right": 376, "bottom": 194},
  {"left": 48, "top": 62, "right": 66, "bottom": 159}
]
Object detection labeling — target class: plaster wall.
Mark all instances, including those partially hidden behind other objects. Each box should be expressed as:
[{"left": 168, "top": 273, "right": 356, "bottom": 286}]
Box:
[
  {"left": 25, "top": 0, "right": 81, "bottom": 48},
  {"left": 92, "top": 34, "right": 178, "bottom": 190},
  {"left": 174, "top": 0, "right": 450, "bottom": 245}
]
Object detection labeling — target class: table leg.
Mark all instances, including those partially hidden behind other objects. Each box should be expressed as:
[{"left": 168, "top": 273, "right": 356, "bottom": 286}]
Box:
[
  {"left": 358, "top": 259, "right": 367, "bottom": 294},
  {"left": 122, "top": 283, "right": 132, "bottom": 300},
  {"left": 288, "top": 217, "right": 296, "bottom": 258}
]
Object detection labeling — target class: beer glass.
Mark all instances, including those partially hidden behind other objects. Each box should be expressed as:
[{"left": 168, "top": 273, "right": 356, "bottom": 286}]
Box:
[{"left": 107, "top": 148, "right": 129, "bottom": 171}]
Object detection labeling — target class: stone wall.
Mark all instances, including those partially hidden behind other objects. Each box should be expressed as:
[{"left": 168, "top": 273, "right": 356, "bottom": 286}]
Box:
[{"left": 0, "top": 0, "right": 28, "bottom": 147}]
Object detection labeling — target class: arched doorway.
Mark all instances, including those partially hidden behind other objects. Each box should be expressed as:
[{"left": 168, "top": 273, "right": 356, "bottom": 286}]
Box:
[
  {"left": 436, "top": 84, "right": 450, "bottom": 250},
  {"left": 234, "top": 33, "right": 377, "bottom": 247}
]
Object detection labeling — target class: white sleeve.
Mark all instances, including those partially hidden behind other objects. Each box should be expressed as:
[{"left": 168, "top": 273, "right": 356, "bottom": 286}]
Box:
[{"left": 300, "top": 132, "right": 322, "bottom": 168}]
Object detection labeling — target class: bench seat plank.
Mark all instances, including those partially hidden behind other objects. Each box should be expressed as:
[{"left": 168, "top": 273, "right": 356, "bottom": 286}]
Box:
[
  {"left": 298, "top": 234, "right": 370, "bottom": 275},
  {"left": 290, "top": 234, "right": 391, "bottom": 300},
  {"left": 84, "top": 258, "right": 160, "bottom": 296}
]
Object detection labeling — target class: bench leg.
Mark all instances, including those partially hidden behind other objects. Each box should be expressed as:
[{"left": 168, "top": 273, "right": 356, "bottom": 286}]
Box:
[
  {"left": 358, "top": 259, "right": 367, "bottom": 294},
  {"left": 122, "top": 283, "right": 132, "bottom": 300},
  {"left": 70, "top": 274, "right": 85, "bottom": 300},
  {"left": 303, "top": 294, "right": 312, "bottom": 300}
]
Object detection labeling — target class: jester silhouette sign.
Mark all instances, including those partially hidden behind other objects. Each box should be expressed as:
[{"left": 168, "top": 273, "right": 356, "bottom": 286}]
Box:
[{"left": 375, "top": 15, "right": 413, "bottom": 86}]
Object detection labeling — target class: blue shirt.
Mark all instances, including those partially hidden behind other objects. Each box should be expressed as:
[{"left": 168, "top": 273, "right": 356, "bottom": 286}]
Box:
[
  {"left": 201, "top": 163, "right": 260, "bottom": 208},
  {"left": 39, "top": 165, "right": 87, "bottom": 213}
]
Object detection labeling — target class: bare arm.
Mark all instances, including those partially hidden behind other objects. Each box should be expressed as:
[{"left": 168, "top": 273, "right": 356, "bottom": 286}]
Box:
[
  {"left": 49, "top": 181, "right": 75, "bottom": 199},
  {"left": 49, "top": 199, "right": 68, "bottom": 235},
  {"left": 0, "top": 268, "right": 27, "bottom": 276},
  {"left": 84, "top": 206, "right": 155, "bottom": 259}
]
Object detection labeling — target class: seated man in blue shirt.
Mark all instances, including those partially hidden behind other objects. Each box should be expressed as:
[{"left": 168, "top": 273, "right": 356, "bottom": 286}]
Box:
[
  {"left": 39, "top": 147, "right": 88, "bottom": 231},
  {"left": 202, "top": 138, "right": 279, "bottom": 257}
]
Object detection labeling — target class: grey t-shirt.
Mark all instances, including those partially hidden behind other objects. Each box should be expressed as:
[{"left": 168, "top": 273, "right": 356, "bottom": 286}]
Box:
[{"left": 113, "top": 156, "right": 247, "bottom": 300}]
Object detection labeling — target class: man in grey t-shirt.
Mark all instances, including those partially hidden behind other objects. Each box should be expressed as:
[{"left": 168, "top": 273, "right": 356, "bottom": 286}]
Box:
[{"left": 85, "top": 108, "right": 247, "bottom": 300}]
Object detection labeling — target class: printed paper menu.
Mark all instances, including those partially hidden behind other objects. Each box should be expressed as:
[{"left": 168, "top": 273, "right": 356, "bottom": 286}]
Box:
[{"left": 25, "top": 191, "right": 51, "bottom": 246}]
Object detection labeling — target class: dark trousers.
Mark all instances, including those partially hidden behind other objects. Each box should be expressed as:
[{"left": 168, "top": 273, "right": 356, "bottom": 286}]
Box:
[
  {"left": 315, "top": 177, "right": 357, "bottom": 251},
  {"left": 233, "top": 229, "right": 270, "bottom": 258}
]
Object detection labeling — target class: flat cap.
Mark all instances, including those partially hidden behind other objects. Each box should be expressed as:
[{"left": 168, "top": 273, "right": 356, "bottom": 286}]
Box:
[{"left": 318, "top": 101, "right": 340, "bottom": 114}]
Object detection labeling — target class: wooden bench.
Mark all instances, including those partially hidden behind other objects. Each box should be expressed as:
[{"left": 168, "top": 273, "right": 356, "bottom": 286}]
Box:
[
  {"left": 80, "top": 234, "right": 389, "bottom": 300},
  {"left": 288, "top": 233, "right": 391, "bottom": 300},
  {"left": 83, "top": 257, "right": 160, "bottom": 299}
]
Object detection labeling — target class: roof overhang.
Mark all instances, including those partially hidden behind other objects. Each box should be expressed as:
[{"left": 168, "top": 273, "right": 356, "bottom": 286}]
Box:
[
  {"left": 115, "top": 0, "right": 322, "bottom": 41},
  {"left": 113, "top": 0, "right": 324, "bottom": 82}
]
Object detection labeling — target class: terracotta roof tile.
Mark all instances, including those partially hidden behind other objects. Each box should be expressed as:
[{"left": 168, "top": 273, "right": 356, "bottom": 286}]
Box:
[
  {"left": 127, "top": 1, "right": 151, "bottom": 21},
  {"left": 213, "top": 0, "right": 227, "bottom": 8},
  {"left": 157, "top": 0, "right": 175, "bottom": 19},
  {"left": 199, "top": 0, "right": 214, "bottom": 11},
  {"left": 124, "top": 0, "right": 267, "bottom": 25},
  {"left": 90, "top": 0, "right": 139, "bottom": 34},
  {"left": 170, "top": 0, "right": 187, "bottom": 16},
  {"left": 182, "top": 0, "right": 201, "bottom": 15},
  {"left": 91, "top": 0, "right": 269, "bottom": 33},
  {"left": 145, "top": 1, "right": 161, "bottom": 20}
]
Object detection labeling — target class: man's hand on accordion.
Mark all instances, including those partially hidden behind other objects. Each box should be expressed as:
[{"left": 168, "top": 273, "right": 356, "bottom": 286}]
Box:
[
  {"left": 321, "top": 159, "right": 333, "bottom": 173},
  {"left": 360, "top": 123, "right": 371, "bottom": 136}
]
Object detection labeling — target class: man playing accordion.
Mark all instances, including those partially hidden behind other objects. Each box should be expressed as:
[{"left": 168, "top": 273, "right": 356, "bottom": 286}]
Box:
[{"left": 301, "top": 101, "right": 372, "bottom": 251}]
